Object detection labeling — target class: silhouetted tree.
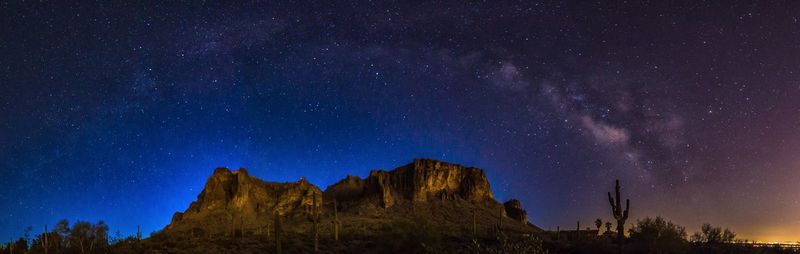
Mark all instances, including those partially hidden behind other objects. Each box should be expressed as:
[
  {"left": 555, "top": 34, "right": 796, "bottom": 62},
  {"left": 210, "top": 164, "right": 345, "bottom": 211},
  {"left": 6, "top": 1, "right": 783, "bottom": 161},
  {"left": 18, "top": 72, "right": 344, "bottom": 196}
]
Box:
[
  {"left": 595, "top": 219, "right": 602, "bottom": 233},
  {"left": 5, "top": 237, "right": 29, "bottom": 254},
  {"left": 65, "top": 220, "right": 108, "bottom": 254},
  {"left": 692, "top": 223, "right": 736, "bottom": 244},
  {"left": 628, "top": 217, "right": 687, "bottom": 253},
  {"left": 721, "top": 228, "right": 736, "bottom": 243},
  {"left": 93, "top": 221, "right": 109, "bottom": 252},
  {"left": 30, "top": 224, "right": 61, "bottom": 254},
  {"left": 689, "top": 231, "right": 703, "bottom": 243},
  {"left": 55, "top": 219, "right": 70, "bottom": 251},
  {"left": 70, "top": 221, "right": 92, "bottom": 254}
]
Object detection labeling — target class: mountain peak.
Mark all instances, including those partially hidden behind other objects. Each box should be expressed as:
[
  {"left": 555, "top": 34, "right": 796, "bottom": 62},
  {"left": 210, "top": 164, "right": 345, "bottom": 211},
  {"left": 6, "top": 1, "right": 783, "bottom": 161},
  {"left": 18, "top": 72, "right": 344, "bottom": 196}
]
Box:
[
  {"left": 326, "top": 158, "right": 496, "bottom": 209},
  {"left": 167, "top": 159, "right": 533, "bottom": 237},
  {"left": 167, "top": 167, "right": 322, "bottom": 233}
]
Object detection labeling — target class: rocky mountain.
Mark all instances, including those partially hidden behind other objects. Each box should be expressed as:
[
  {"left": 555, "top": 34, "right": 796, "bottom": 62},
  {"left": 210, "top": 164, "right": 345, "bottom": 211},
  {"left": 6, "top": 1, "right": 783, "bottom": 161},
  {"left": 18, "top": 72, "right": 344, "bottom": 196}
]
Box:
[
  {"left": 504, "top": 199, "right": 529, "bottom": 224},
  {"left": 166, "top": 167, "right": 322, "bottom": 234},
  {"left": 324, "top": 158, "right": 495, "bottom": 209},
  {"left": 156, "top": 159, "right": 538, "bottom": 253}
]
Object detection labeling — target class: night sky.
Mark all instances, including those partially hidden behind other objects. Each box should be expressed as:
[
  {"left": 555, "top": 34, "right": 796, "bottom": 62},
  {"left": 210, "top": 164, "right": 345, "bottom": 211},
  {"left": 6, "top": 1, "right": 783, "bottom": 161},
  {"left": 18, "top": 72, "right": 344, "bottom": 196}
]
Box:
[{"left": 2, "top": 1, "right": 800, "bottom": 242}]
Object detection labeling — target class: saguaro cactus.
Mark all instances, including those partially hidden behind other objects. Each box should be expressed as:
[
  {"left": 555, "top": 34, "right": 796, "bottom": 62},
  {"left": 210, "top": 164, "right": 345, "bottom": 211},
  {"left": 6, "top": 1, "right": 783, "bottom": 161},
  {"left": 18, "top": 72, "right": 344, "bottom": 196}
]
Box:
[
  {"left": 43, "top": 224, "right": 50, "bottom": 254},
  {"left": 496, "top": 206, "right": 503, "bottom": 235},
  {"left": 332, "top": 199, "right": 341, "bottom": 241},
  {"left": 274, "top": 211, "right": 283, "bottom": 254},
  {"left": 228, "top": 212, "right": 234, "bottom": 238},
  {"left": 576, "top": 221, "right": 580, "bottom": 241},
  {"left": 556, "top": 226, "right": 560, "bottom": 241},
  {"left": 310, "top": 195, "right": 320, "bottom": 252},
  {"left": 137, "top": 225, "right": 142, "bottom": 241},
  {"left": 472, "top": 207, "right": 477, "bottom": 238},
  {"left": 608, "top": 179, "right": 630, "bottom": 254},
  {"left": 240, "top": 215, "right": 244, "bottom": 237}
]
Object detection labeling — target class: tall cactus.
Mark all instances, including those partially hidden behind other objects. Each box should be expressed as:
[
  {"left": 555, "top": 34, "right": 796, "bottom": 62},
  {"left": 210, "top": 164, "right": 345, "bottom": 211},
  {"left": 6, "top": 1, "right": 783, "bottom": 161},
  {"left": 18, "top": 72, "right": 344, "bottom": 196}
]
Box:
[
  {"left": 137, "top": 225, "right": 142, "bottom": 241},
  {"left": 227, "top": 212, "right": 236, "bottom": 238},
  {"left": 274, "top": 211, "right": 283, "bottom": 254},
  {"left": 228, "top": 212, "right": 235, "bottom": 238},
  {"left": 42, "top": 224, "right": 49, "bottom": 254},
  {"left": 556, "top": 226, "right": 560, "bottom": 241},
  {"left": 496, "top": 206, "right": 503, "bottom": 235},
  {"left": 274, "top": 190, "right": 282, "bottom": 254},
  {"left": 608, "top": 179, "right": 629, "bottom": 254},
  {"left": 472, "top": 207, "right": 477, "bottom": 239},
  {"left": 332, "top": 199, "right": 340, "bottom": 241},
  {"left": 310, "top": 194, "right": 320, "bottom": 252}
]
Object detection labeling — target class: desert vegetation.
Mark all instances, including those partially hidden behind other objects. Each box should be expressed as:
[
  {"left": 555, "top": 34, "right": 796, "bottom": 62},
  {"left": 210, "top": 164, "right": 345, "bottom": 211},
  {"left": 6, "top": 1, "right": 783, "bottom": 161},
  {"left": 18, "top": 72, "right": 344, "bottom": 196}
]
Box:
[
  {"left": 6, "top": 215, "right": 798, "bottom": 254},
  {"left": 0, "top": 219, "right": 116, "bottom": 254},
  {"left": 541, "top": 180, "right": 800, "bottom": 254},
  {"left": 3, "top": 178, "right": 800, "bottom": 253}
]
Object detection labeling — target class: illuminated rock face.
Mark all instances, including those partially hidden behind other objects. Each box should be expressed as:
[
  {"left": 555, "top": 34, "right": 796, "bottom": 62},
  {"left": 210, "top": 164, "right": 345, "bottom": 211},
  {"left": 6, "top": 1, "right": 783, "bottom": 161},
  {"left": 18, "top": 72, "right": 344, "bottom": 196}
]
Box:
[
  {"left": 167, "top": 168, "right": 321, "bottom": 233},
  {"left": 167, "top": 159, "right": 532, "bottom": 234},
  {"left": 504, "top": 199, "right": 529, "bottom": 225},
  {"left": 326, "top": 158, "right": 496, "bottom": 208},
  {"left": 323, "top": 175, "right": 366, "bottom": 202}
]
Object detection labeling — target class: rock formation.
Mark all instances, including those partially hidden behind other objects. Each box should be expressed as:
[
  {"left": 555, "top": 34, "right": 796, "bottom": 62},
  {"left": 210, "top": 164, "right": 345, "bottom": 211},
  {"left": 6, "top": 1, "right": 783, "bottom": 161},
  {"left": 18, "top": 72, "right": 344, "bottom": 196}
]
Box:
[
  {"left": 324, "top": 158, "right": 496, "bottom": 209},
  {"left": 504, "top": 199, "right": 529, "bottom": 224},
  {"left": 166, "top": 159, "right": 534, "bottom": 236},
  {"left": 323, "top": 175, "right": 366, "bottom": 203},
  {"left": 166, "top": 167, "right": 322, "bottom": 234}
]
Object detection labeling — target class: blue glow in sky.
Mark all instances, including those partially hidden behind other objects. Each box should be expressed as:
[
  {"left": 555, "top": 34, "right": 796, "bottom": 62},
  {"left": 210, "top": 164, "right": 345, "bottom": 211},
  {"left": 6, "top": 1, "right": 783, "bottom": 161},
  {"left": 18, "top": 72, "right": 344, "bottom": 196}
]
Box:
[{"left": 3, "top": 1, "right": 800, "bottom": 242}]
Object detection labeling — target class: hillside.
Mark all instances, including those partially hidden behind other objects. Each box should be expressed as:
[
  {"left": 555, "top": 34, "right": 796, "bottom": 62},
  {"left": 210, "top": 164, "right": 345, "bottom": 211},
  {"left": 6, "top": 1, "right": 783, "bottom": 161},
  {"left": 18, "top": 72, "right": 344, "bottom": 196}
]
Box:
[{"left": 138, "top": 159, "right": 541, "bottom": 253}]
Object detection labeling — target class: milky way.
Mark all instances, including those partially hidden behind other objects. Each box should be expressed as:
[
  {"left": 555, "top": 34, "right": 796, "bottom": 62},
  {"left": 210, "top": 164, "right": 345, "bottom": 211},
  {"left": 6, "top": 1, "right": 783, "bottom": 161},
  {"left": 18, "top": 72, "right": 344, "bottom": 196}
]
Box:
[{"left": 2, "top": 1, "right": 800, "bottom": 241}]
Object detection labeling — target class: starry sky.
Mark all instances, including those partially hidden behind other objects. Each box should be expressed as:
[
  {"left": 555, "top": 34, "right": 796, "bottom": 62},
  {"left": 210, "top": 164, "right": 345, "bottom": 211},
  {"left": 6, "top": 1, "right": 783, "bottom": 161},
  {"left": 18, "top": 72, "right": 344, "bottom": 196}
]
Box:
[{"left": 2, "top": 1, "right": 800, "bottom": 242}]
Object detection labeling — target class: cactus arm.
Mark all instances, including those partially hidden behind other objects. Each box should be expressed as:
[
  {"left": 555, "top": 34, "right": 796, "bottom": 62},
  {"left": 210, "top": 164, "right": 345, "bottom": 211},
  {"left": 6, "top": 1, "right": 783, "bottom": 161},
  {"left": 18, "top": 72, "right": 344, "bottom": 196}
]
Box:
[
  {"left": 623, "top": 199, "right": 630, "bottom": 220},
  {"left": 615, "top": 180, "right": 621, "bottom": 209}
]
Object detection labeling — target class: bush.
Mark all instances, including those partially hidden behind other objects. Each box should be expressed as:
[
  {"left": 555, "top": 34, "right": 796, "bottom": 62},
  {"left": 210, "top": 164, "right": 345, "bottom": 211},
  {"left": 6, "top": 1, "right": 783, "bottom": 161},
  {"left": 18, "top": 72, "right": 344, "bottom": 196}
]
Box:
[
  {"left": 690, "top": 223, "right": 735, "bottom": 244},
  {"left": 627, "top": 216, "right": 688, "bottom": 253},
  {"left": 375, "top": 218, "right": 444, "bottom": 253},
  {"left": 469, "top": 236, "right": 549, "bottom": 254}
]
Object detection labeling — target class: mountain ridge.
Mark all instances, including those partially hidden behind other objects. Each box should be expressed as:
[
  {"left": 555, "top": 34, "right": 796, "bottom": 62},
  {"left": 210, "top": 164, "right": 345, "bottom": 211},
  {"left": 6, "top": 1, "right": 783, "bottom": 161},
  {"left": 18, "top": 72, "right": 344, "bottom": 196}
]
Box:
[{"left": 165, "top": 158, "right": 536, "bottom": 238}]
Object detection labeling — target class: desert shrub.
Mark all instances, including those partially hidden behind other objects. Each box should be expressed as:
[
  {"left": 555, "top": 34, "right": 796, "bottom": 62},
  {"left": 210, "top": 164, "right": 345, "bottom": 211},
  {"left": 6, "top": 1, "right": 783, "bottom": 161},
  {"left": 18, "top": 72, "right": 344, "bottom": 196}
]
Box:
[
  {"left": 627, "top": 216, "right": 688, "bottom": 253},
  {"left": 469, "top": 235, "right": 549, "bottom": 254},
  {"left": 690, "top": 223, "right": 735, "bottom": 244},
  {"left": 374, "top": 218, "right": 445, "bottom": 253}
]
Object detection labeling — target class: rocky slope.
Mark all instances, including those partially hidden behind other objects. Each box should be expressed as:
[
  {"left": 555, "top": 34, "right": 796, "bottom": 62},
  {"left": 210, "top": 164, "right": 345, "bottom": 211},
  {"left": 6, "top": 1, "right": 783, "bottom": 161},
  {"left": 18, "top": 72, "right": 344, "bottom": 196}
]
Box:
[
  {"left": 166, "top": 167, "right": 322, "bottom": 234},
  {"left": 159, "top": 158, "right": 538, "bottom": 253},
  {"left": 324, "top": 158, "right": 495, "bottom": 209},
  {"left": 504, "top": 199, "right": 529, "bottom": 224}
]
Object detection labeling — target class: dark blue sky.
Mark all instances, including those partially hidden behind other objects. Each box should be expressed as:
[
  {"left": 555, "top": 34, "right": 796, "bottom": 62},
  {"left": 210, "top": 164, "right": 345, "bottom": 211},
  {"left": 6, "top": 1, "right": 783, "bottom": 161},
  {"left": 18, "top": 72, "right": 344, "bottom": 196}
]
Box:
[{"left": 2, "top": 1, "right": 800, "bottom": 241}]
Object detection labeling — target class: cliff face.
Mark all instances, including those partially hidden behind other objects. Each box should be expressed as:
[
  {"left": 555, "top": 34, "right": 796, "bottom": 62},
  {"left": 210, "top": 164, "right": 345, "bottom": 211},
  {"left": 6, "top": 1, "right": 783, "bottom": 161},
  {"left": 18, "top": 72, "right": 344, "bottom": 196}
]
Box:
[
  {"left": 325, "top": 158, "right": 496, "bottom": 208},
  {"left": 504, "top": 199, "right": 529, "bottom": 224},
  {"left": 323, "top": 175, "right": 366, "bottom": 202},
  {"left": 167, "top": 167, "right": 321, "bottom": 233},
  {"left": 166, "top": 159, "right": 534, "bottom": 235}
]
